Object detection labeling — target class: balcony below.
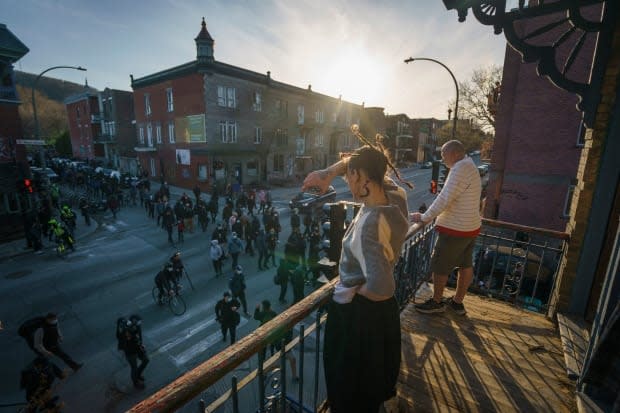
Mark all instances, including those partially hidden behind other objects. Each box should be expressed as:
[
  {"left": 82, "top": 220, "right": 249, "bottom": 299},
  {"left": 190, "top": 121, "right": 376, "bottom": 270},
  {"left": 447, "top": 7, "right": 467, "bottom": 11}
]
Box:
[{"left": 397, "top": 288, "right": 575, "bottom": 412}]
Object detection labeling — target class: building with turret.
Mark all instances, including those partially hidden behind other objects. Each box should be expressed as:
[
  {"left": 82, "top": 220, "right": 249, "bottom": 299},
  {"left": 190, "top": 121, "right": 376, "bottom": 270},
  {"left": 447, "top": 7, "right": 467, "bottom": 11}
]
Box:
[{"left": 131, "top": 18, "right": 363, "bottom": 191}]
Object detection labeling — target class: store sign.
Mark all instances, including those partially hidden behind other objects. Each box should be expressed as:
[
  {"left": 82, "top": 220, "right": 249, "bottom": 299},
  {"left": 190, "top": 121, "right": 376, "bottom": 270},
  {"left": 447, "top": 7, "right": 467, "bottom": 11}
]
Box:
[{"left": 16, "top": 139, "right": 46, "bottom": 145}]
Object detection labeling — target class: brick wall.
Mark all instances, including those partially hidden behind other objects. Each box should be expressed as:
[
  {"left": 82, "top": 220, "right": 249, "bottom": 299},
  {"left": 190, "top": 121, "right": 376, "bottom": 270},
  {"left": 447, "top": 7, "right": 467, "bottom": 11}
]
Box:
[{"left": 485, "top": 10, "right": 598, "bottom": 231}]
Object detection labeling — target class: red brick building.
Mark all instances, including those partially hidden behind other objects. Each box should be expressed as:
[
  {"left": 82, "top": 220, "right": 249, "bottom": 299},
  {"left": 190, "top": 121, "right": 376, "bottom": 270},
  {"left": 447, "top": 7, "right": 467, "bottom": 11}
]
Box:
[
  {"left": 65, "top": 91, "right": 100, "bottom": 160},
  {"left": 484, "top": 7, "right": 600, "bottom": 231},
  {"left": 0, "top": 23, "right": 31, "bottom": 241},
  {"left": 132, "top": 18, "right": 363, "bottom": 191}
]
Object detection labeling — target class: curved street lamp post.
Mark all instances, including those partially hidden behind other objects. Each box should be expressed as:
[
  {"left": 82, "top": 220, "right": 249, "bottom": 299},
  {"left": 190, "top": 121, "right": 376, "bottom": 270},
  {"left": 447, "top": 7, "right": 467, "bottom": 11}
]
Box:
[
  {"left": 32, "top": 65, "right": 86, "bottom": 165},
  {"left": 404, "top": 57, "right": 459, "bottom": 139}
]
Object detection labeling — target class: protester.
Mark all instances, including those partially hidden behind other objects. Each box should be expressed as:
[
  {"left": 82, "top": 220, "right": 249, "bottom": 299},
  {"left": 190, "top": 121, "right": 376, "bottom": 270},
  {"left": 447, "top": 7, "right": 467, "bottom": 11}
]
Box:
[{"left": 215, "top": 292, "right": 241, "bottom": 345}]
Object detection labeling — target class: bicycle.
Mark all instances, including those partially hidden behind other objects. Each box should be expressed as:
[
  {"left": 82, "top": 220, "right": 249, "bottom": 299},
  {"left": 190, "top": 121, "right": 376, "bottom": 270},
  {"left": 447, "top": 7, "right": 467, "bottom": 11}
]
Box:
[
  {"left": 55, "top": 233, "right": 75, "bottom": 258},
  {"left": 152, "top": 284, "right": 186, "bottom": 316},
  {"left": 256, "top": 368, "right": 310, "bottom": 413}
]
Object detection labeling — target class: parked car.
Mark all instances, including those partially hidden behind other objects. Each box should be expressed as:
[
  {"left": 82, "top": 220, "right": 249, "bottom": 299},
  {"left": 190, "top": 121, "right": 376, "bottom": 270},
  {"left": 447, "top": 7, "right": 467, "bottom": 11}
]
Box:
[
  {"left": 478, "top": 164, "right": 489, "bottom": 176},
  {"left": 30, "top": 167, "right": 59, "bottom": 183},
  {"left": 289, "top": 185, "right": 337, "bottom": 213},
  {"left": 421, "top": 161, "right": 433, "bottom": 169},
  {"left": 473, "top": 244, "right": 553, "bottom": 299}
]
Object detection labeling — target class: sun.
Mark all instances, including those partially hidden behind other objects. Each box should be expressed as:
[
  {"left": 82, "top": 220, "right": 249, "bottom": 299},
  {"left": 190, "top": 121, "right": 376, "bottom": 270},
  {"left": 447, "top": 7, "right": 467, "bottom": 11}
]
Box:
[{"left": 318, "top": 48, "right": 387, "bottom": 105}]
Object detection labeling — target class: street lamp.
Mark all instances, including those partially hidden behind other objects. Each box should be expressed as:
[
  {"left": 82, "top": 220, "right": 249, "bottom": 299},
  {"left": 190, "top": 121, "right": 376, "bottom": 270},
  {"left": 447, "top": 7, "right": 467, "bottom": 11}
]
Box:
[
  {"left": 32, "top": 65, "right": 87, "bottom": 165},
  {"left": 404, "top": 57, "right": 459, "bottom": 139}
]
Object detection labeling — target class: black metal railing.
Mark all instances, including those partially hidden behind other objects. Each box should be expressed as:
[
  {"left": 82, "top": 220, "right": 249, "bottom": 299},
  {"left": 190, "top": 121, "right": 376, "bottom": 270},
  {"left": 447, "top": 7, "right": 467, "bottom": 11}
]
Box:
[
  {"left": 128, "top": 208, "right": 569, "bottom": 412},
  {"left": 128, "top": 205, "right": 433, "bottom": 413},
  {"left": 472, "top": 218, "right": 570, "bottom": 313}
]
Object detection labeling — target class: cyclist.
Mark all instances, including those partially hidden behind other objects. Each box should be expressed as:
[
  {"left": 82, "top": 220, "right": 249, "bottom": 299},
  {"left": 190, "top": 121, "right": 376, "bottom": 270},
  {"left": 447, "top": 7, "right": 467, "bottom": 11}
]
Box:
[
  {"left": 60, "top": 205, "right": 77, "bottom": 234},
  {"left": 154, "top": 264, "right": 178, "bottom": 304},
  {"left": 169, "top": 252, "right": 184, "bottom": 284},
  {"left": 48, "top": 218, "right": 75, "bottom": 252}
]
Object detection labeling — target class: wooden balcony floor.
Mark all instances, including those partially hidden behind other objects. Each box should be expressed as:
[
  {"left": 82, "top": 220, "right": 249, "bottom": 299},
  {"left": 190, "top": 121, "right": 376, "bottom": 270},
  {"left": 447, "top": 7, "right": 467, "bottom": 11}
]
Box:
[{"left": 397, "top": 291, "right": 576, "bottom": 412}]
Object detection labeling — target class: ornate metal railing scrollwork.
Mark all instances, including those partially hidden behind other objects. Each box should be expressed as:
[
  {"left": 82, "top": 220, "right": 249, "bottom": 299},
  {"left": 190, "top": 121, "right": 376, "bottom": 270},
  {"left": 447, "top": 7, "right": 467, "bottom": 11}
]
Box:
[{"left": 441, "top": 0, "right": 615, "bottom": 128}]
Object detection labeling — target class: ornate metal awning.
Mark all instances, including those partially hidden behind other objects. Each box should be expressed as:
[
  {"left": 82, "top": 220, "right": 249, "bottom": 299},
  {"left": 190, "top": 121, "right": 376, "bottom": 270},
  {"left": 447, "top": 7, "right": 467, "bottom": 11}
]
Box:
[{"left": 442, "top": 0, "right": 617, "bottom": 128}]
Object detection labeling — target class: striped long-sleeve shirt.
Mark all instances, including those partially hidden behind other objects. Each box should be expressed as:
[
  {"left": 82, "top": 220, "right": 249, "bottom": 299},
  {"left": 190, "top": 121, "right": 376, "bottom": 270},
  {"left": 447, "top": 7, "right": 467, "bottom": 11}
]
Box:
[{"left": 422, "top": 156, "right": 481, "bottom": 237}]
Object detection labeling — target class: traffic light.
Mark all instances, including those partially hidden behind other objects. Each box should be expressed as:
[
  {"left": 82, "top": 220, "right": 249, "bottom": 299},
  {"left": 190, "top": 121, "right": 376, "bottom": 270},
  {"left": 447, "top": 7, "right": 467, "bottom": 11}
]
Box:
[
  {"left": 430, "top": 160, "right": 441, "bottom": 194},
  {"left": 24, "top": 178, "right": 33, "bottom": 193}
]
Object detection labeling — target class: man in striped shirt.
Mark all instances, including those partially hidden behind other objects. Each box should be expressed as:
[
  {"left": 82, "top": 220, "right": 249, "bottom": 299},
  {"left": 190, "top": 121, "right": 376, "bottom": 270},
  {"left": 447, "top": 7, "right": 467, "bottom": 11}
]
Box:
[{"left": 410, "top": 140, "right": 482, "bottom": 315}]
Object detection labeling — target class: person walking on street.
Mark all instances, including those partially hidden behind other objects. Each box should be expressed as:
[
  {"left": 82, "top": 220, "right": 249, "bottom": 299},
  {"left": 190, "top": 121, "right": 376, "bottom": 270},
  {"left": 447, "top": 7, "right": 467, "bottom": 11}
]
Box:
[
  {"left": 290, "top": 265, "right": 306, "bottom": 304},
  {"left": 177, "top": 219, "right": 185, "bottom": 244},
  {"left": 117, "top": 315, "right": 149, "bottom": 389},
  {"left": 228, "top": 232, "right": 244, "bottom": 271},
  {"left": 215, "top": 292, "right": 241, "bottom": 345},
  {"left": 254, "top": 300, "right": 299, "bottom": 381},
  {"left": 266, "top": 228, "right": 278, "bottom": 268},
  {"left": 301, "top": 134, "right": 412, "bottom": 413},
  {"left": 411, "top": 140, "right": 482, "bottom": 316},
  {"left": 210, "top": 240, "right": 224, "bottom": 278},
  {"left": 229, "top": 265, "right": 249, "bottom": 315},
  {"left": 256, "top": 227, "right": 268, "bottom": 270},
  {"left": 21, "top": 313, "right": 83, "bottom": 372},
  {"left": 163, "top": 204, "right": 176, "bottom": 245},
  {"left": 276, "top": 259, "right": 290, "bottom": 304},
  {"left": 20, "top": 356, "right": 65, "bottom": 412}
]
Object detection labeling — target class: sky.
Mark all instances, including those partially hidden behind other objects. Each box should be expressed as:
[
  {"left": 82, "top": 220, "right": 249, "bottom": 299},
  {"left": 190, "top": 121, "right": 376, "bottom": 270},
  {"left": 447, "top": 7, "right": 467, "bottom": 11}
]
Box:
[{"left": 4, "top": 0, "right": 510, "bottom": 119}]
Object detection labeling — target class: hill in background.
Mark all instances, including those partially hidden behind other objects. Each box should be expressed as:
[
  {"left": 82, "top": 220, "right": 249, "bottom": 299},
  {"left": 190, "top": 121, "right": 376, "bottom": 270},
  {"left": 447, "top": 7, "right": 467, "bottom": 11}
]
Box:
[{"left": 14, "top": 70, "right": 98, "bottom": 102}]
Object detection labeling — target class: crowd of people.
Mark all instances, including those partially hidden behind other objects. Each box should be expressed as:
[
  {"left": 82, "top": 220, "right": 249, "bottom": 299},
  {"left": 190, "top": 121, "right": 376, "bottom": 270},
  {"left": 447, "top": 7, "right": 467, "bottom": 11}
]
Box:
[{"left": 17, "top": 136, "right": 482, "bottom": 412}]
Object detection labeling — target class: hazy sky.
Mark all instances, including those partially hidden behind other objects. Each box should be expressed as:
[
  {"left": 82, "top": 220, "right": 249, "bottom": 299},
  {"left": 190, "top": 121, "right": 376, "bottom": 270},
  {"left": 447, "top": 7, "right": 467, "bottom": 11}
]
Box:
[{"left": 5, "top": 0, "right": 509, "bottom": 119}]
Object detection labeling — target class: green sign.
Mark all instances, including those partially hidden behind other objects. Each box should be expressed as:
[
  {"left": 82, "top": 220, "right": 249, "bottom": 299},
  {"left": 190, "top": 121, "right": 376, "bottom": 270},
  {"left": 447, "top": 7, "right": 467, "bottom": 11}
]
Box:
[{"left": 188, "top": 114, "right": 206, "bottom": 143}]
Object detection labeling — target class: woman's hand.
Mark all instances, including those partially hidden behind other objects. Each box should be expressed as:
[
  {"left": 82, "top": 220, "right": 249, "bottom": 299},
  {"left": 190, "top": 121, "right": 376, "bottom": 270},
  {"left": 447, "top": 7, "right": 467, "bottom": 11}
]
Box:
[
  {"left": 302, "top": 159, "right": 347, "bottom": 193},
  {"left": 302, "top": 169, "right": 332, "bottom": 193}
]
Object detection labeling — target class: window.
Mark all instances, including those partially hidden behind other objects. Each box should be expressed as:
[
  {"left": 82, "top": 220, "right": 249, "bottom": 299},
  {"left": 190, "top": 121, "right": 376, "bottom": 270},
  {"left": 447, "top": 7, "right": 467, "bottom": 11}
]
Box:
[
  {"left": 315, "top": 109, "right": 324, "bottom": 123},
  {"left": 219, "top": 120, "right": 238, "bottom": 143},
  {"left": 254, "top": 127, "right": 262, "bottom": 144},
  {"left": 156, "top": 124, "right": 162, "bottom": 144},
  {"left": 147, "top": 123, "right": 153, "bottom": 147},
  {"left": 563, "top": 184, "right": 576, "bottom": 218},
  {"left": 168, "top": 121, "right": 175, "bottom": 143},
  {"left": 144, "top": 94, "right": 151, "bottom": 116},
  {"left": 76, "top": 107, "right": 80, "bottom": 119},
  {"left": 217, "top": 86, "right": 236, "bottom": 108},
  {"left": 316, "top": 134, "right": 324, "bottom": 147},
  {"left": 253, "top": 92, "right": 262, "bottom": 112},
  {"left": 297, "top": 104, "right": 304, "bottom": 124},
  {"left": 139, "top": 126, "right": 145, "bottom": 144},
  {"left": 217, "top": 86, "right": 226, "bottom": 106},
  {"left": 274, "top": 154, "right": 285, "bottom": 172},
  {"left": 150, "top": 158, "right": 156, "bottom": 177},
  {"left": 166, "top": 88, "right": 174, "bottom": 112},
  {"left": 275, "top": 128, "right": 288, "bottom": 147},
  {"left": 227, "top": 87, "right": 236, "bottom": 108}
]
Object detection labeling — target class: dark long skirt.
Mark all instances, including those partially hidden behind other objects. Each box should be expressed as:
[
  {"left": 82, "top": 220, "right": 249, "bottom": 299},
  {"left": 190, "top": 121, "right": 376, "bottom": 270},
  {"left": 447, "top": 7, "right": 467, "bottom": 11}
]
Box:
[{"left": 323, "top": 294, "right": 401, "bottom": 413}]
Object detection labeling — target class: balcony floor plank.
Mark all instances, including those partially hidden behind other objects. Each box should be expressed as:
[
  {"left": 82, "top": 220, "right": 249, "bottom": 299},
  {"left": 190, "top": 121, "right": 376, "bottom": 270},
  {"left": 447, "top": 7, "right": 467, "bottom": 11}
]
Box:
[{"left": 397, "top": 290, "right": 576, "bottom": 412}]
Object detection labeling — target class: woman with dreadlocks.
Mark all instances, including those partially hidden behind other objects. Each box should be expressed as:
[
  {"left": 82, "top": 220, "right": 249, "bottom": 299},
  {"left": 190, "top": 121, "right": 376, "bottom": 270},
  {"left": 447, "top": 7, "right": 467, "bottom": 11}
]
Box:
[{"left": 302, "top": 125, "right": 412, "bottom": 413}]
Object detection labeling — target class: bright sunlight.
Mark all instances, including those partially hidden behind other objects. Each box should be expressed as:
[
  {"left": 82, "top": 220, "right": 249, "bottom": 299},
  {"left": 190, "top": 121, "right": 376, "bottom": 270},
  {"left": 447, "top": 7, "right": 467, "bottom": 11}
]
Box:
[{"left": 317, "top": 48, "right": 387, "bottom": 106}]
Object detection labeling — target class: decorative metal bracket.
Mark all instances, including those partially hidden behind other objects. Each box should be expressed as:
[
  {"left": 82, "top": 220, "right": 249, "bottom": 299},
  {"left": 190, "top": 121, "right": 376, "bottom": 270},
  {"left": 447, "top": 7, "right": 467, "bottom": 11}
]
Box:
[{"left": 442, "top": 0, "right": 615, "bottom": 128}]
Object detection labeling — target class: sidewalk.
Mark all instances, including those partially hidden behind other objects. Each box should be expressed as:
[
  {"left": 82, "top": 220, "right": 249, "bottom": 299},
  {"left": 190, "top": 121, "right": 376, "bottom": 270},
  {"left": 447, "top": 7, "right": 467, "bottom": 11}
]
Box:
[{"left": 0, "top": 180, "right": 307, "bottom": 263}]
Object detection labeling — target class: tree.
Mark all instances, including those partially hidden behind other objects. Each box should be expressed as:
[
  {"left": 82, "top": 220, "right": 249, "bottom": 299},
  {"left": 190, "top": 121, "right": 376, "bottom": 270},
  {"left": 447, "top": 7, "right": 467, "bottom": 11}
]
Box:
[
  {"left": 455, "top": 65, "right": 502, "bottom": 134},
  {"left": 435, "top": 119, "right": 491, "bottom": 154},
  {"left": 52, "top": 130, "right": 72, "bottom": 156},
  {"left": 16, "top": 85, "right": 68, "bottom": 140}
]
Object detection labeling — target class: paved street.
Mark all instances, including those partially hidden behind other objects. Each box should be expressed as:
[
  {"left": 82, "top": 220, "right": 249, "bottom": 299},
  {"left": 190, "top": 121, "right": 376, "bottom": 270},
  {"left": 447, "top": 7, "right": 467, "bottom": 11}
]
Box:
[{"left": 0, "top": 165, "right": 446, "bottom": 412}]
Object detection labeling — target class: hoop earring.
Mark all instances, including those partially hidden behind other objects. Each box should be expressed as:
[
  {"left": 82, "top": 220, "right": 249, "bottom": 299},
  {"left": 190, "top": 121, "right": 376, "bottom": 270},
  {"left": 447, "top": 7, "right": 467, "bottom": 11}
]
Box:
[{"left": 360, "top": 180, "right": 370, "bottom": 198}]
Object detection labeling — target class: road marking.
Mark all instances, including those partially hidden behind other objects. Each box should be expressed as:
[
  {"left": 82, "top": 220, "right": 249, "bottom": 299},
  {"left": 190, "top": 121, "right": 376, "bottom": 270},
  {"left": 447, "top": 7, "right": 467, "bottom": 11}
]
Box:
[
  {"left": 156, "top": 317, "right": 219, "bottom": 353},
  {"left": 171, "top": 317, "right": 249, "bottom": 367},
  {"left": 146, "top": 296, "right": 220, "bottom": 339}
]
